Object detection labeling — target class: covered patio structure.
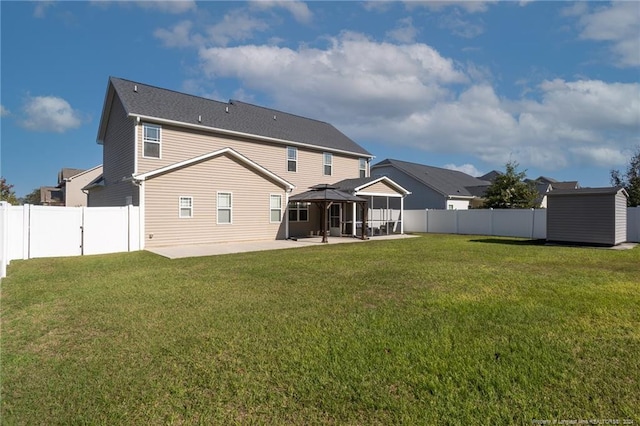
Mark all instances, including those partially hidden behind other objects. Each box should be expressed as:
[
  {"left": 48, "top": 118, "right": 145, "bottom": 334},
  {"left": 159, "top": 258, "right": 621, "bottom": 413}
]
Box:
[
  {"left": 287, "top": 177, "right": 410, "bottom": 242},
  {"left": 333, "top": 176, "right": 411, "bottom": 237},
  {"left": 289, "top": 184, "right": 368, "bottom": 243}
]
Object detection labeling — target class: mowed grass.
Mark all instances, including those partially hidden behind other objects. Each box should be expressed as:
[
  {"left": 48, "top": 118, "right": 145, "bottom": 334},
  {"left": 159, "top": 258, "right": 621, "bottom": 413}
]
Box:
[{"left": 1, "top": 234, "right": 639, "bottom": 425}]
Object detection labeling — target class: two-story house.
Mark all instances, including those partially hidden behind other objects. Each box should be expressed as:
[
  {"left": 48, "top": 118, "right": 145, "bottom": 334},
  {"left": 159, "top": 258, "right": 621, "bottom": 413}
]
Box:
[{"left": 87, "top": 77, "right": 408, "bottom": 248}]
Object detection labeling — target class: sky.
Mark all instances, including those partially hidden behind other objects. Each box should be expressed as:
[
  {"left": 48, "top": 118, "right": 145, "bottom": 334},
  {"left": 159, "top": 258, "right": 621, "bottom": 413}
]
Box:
[{"left": 1, "top": 0, "right": 639, "bottom": 198}]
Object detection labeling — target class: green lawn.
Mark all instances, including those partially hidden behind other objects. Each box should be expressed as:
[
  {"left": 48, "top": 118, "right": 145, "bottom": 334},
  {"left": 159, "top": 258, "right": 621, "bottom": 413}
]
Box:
[{"left": 1, "top": 235, "right": 639, "bottom": 425}]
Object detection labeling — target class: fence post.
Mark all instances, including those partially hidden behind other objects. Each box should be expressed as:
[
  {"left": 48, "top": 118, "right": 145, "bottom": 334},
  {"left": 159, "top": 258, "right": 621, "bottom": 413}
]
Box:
[
  {"left": 531, "top": 208, "right": 535, "bottom": 239},
  {"left": 1, "top": 201, "right": 8, "bottom": 278},
  {"left": 23, "top": 204, "right": 31, "bottom": 259},
  {"left": 455, "top": 209, "right": 459, "bottom": 234},
  {"left": 489, "top": 208, "right": 494, "bottom": 236},
  {"left": 425, "top": 209, "right": 429, "bottom": 233}
]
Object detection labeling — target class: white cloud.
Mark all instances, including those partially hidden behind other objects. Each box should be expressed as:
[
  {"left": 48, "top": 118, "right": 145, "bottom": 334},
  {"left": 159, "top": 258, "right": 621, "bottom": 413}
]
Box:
[
  {"left": 438, "top": 12, "right": 484, "bottom": 38},
  {"left": 251, "top": 0, "right": 313, "bottom": 24},
  {"left": 444, "top": 163, "right": 483, "bottom": 177},
  {"left": 407, "top": 1, "right": 497, "bottom": 14},
  {"left": 569, "top": 146, "right": 629, "bottom": 167},
  {"left": 133, "top": 1, "right": 196, "bottom": 14},
  {"left": 206, "top": 9, "right": 269, "bottom": 46},
  {"left": 21, "top": 96, "right": 83, "bottom": 133},
  {"left": 92, "top": 1, "right": 196, "bottom": 14},
  {"left": 33, "top": 1, "right": 55, "bottom": 18},
  {"left": 198, "top": 32, "right": 467, "bottom": 120},
  {"left": 0, "top": 105, "right": 9, "bottom": 117},
  {"left": 575, "top": 1, "right": 640, "bottom": 67},
  {"left": 386, "top": 17, "right": 419, "bottom": 43},
  {"left": 154, "top": 20, "right": 201, "bottom": 48},
  {"left": 193, "top": 32, "right": 640, "bottom": 171}
]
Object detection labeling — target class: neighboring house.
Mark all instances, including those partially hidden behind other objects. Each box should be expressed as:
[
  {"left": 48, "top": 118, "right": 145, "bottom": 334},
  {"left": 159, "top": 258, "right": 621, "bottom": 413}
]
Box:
[
  {"left": 371, "top": 159, "right": 490, "bottom": 210},
  {"left": 87, "top": 77, "right": 407, "bottom": 248},
  {"left": 40, "top": 186, "right": 64, "bottom": 206},
  {"left": 58, "top": 165, "right": 103, "bottom": 207},
  {"left": 525, "top": 176, "right": 580, "bottom": 208}
]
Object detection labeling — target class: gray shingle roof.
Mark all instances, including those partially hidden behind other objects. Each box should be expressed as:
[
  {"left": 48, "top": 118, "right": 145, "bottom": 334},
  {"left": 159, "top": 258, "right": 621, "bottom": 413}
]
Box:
[
  {"left": 546, "top": 187, "right": 627, "bottom": 196},
  {"left": 372, "top": 158, "right": 490, "bottom": 197},
  {"left": 332, "top": 177, "right": 382, "bottom": 193},
  {"left": 106, "top": 77, "right": 371, "bottom": 156}
]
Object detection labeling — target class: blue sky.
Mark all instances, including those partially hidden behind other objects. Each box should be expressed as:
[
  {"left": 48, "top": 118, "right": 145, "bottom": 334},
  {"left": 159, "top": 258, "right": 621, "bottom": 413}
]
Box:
[{"left": 1, "top": 1, "right": 639, "bottom": 198}]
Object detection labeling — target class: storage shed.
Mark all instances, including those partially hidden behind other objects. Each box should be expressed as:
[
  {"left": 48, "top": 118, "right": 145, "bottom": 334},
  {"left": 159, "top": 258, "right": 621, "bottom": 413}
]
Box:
[{"left": 546, "top": 187, "right": 628, "bottom": 246}]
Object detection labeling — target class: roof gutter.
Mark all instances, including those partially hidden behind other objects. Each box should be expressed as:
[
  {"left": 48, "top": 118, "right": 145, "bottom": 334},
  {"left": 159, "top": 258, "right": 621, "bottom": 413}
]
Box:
[{"left": 128, "top": 113, "right": 374, "bottom": 159}]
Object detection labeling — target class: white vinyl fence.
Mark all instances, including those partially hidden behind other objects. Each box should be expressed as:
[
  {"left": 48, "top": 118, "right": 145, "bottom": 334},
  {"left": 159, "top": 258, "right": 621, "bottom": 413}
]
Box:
[
  {"left": 1, "top": 203, "right": 140, "bottom": 278},
  {"left": 404, "top": 207, "right": 640, "bottom": 242}
]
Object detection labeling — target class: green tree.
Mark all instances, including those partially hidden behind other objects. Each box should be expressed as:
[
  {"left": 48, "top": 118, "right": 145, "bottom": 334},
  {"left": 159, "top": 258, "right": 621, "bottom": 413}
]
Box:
[
  {"left": 23, "top": 188, "right": 42, "bottom": 205},
  {"left": 610, "top": 145, "right": 640, "bottom": 207},
  {"left": 483, "top": 161, "right": 539, "bottom": 209},
  {"left": 0, "top": 177, "right": 19, "bottom": 205}
]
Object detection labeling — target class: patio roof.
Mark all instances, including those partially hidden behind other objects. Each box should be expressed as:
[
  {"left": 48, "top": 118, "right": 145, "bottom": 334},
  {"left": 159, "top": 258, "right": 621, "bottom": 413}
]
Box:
[{"left": 289, "top": 184, "right": 368, "bottom": 203}]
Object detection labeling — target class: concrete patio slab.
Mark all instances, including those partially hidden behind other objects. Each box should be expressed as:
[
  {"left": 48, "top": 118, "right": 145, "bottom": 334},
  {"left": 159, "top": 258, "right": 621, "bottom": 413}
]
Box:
[{"left": 147, "top": 234, "right": 417, "bottom": 259}]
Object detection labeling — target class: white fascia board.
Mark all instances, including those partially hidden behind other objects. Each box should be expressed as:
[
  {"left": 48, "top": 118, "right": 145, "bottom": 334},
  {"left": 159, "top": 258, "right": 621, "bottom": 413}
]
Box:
[
  {"left": 133, "top": 147, "right": 295, "bottom": 191},
  {"left": 354, "top": 176, "right": 411, "bottom": 196},
  {"left": 357, "top": 191, "right": 405, "bottom": 198},
  {"left": 447, "top": 195, "right": 475, "bottom": 200},
  {"left": 67, "top": 164, "right": 103, "bottom": 181},
  {"left": 129, "top": 113, "right": 374, "bottom": 159}
]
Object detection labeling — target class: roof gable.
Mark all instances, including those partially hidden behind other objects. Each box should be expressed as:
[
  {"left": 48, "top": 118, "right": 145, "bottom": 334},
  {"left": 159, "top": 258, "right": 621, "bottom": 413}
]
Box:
[
  {"left": 99, "top": 77, "right": 371, "bottom": 157},
  {"left": 133, "top": 147, "right": 294, "bottom": 191},
  {"left": 332, "top": 176, "right": 411, "bottom": 196},
  {"left": 372, "top": 159, "right": 490, "bottom": 197}
]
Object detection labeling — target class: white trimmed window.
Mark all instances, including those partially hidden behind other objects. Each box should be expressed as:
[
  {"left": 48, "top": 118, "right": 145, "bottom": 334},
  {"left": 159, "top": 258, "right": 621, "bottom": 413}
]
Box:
[
  {"left": 287, "top": 147, "right": 297, "bottom": 172},
  {"left": 270, "top": 194, "right": 282, "bottom": 223},
  {"left": 143, "top": 123, "right": 161, "bottom": 158},
  {"left": 217, "top": 192, "right": 232, "bottom": 224},
  {"left": 359, "top": 158, "right": 367, "bottom": 178},
  {"left": 179, "top": 196, "right": 193, "bottom": 218},
  {"left": 288, "top": 202, "right": 309, "bottom": 222},
  {"left": 323, "top": 152, "right": 332, "bottom": 176}
]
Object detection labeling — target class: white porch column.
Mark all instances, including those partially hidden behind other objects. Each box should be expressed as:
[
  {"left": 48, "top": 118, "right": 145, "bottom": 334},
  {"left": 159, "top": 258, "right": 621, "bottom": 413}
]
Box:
[
  {"left": 352, "top": 201, "right": 357, "bottom": 237},
  {"left": 400, "top": 196, "right": 404, "bottom": 234}
]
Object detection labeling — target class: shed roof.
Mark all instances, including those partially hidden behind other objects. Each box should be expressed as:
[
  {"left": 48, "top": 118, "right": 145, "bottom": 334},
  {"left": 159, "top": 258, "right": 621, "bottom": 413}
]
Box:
[
  {"left": 98, "top": 77, "right": 371, "bottom": 157},
  {"left": 546, "top": 187, "right": 628, "bottom": 197}
]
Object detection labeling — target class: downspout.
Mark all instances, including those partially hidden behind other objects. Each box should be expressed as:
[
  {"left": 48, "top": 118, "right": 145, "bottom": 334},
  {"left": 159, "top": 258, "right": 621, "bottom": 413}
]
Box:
[
  {"left": 134, "top": 117, "right": 140, "bottom": 175},
  {"left": 285, "top": 189, "right": 291, "bottom": 239},
  {"left": 132, "top": 178, "right": 145, "bottom": 250}
]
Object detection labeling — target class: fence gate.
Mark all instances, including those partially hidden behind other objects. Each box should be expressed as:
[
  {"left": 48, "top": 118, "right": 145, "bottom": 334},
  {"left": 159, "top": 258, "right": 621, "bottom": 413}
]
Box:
[{"left": 29, "top": 206, "right": 83, "bottom": 258}]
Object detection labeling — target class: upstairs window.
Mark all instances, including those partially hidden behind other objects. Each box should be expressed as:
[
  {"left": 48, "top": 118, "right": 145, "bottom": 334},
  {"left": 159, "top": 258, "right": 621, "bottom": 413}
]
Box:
[
  {"left": 359, "top": 158, "right": 367, "bottom": 178},
  {"left": 287, "top": 147, "right": 297, "bottom": 172},
  {"left": 143, "top": 124, "right": 161, "bottom": 158},
  {"left": 323, "top": 152, "right": 333, "bottom": 176}
]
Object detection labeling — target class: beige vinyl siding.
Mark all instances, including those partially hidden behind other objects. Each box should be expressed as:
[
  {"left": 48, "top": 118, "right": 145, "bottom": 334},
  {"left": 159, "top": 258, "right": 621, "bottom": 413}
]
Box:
[
  {"left": 137, "top": 124, "right": 364, "bottom": 194},
  {"left": 144, "top": 153, "right": 287, "bottom": 248},
  {"left": 360, "top": 180, "right": 403, "bottom": 196},
  {"left": 89, "top": 95, "right": 136, "bottom": 206}
]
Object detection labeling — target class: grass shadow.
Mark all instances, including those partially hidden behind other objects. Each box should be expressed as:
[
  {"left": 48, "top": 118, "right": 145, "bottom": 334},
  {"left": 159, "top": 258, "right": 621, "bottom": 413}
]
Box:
[{"left": 469, "top": 238, "right": 547, "bottom": 246}]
